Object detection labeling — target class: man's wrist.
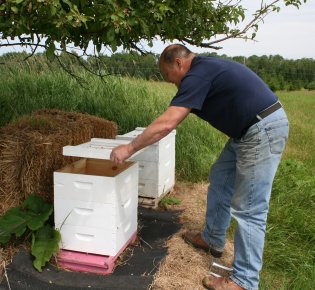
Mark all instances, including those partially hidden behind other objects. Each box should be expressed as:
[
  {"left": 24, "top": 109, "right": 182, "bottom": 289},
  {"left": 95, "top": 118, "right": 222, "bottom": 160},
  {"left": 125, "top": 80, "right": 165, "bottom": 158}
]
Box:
[{"left": 128, "top": 141, "right": 137, "bottom": 155}]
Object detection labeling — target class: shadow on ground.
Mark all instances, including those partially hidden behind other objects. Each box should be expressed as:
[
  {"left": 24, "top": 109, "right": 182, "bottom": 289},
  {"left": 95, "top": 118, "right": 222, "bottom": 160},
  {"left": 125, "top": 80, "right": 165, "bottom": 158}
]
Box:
[{"left": 0, "top": 207, "right": 182, "bottom": 290}]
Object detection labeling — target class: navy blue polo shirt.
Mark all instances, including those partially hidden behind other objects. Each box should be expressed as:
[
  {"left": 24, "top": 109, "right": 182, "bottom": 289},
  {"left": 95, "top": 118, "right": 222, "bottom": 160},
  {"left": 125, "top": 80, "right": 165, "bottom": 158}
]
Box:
[{"left": 170, "top": 56, "right": 278, "bottom": 138}]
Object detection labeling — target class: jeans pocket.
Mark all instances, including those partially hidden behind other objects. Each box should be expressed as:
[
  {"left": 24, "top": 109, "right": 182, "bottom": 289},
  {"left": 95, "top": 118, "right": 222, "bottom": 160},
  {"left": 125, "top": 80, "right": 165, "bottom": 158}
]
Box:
[{"left": 265, "top": 121, "right": 289, "bottom": 154}]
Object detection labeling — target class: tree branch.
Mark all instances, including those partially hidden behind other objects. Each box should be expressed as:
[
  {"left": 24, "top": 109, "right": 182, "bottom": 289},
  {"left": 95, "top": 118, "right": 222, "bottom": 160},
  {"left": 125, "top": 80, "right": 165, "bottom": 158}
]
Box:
[
  {"left": 198, "top": 0, "right": 281, "bottom": 47},
  {"left": 22, "top": 35, "right": 41, "bottom": 61}
]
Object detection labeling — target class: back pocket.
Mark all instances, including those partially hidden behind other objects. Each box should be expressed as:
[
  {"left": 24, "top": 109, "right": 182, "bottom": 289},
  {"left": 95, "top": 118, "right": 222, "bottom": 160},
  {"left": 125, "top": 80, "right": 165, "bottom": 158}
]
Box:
[{"left": 265, "top": 121, "right": 289, "bottom": 154}]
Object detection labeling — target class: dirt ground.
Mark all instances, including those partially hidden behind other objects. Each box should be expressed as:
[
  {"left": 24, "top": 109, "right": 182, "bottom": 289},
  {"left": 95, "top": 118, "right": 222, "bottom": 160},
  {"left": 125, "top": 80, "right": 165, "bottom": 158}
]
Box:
[{"left": 150, "top": 181, "right": 234, "bottom": 290}]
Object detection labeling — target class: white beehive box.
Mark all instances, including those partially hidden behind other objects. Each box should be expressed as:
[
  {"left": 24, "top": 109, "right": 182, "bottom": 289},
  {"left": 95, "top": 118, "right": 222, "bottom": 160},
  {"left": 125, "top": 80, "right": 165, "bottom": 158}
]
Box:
[
  {"left": 116, "top": 127, "right": 176, "bottom": 198},
  {"left": 54, "top": 139, "right": 139, "bottom": 256}
]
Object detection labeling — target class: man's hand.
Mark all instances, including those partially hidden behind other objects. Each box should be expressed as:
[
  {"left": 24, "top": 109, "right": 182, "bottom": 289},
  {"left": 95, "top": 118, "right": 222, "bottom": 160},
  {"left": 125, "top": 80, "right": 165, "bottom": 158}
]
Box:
[
  {"left": 110, "top": 106, "right": 190, "bottom": 165},
  {"left": 110, "top": 143, "right": 135, "bottom": 165}
]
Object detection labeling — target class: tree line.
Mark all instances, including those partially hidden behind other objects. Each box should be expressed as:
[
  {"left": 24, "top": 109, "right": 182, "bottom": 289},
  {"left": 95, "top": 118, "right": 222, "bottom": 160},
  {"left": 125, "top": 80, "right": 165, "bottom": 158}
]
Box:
[{"left": 1, "top": 51, "right": 315, "bottom": 91}]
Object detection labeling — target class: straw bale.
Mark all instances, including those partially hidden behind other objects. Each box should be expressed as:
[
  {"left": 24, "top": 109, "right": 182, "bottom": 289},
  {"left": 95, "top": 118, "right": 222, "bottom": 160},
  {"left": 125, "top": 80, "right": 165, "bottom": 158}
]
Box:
[{"left": 0, "top": 109, "right": 117, "bottom": 215}]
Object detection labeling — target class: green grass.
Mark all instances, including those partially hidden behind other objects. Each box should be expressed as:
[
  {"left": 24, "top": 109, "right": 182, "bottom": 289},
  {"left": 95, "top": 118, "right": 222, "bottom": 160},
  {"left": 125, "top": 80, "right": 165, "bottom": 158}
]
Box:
[
  {"left": 0, "top": 67, "right": 224, "bottom": 181},
  {"left": 278, "top": 90, "right": 315, "bottom": 169},
  {"left": 0, "top": 66, "right": 314, "bottom": 289},
  {"left": 260, "top": 91, "right": 315, "bottom": 289}
]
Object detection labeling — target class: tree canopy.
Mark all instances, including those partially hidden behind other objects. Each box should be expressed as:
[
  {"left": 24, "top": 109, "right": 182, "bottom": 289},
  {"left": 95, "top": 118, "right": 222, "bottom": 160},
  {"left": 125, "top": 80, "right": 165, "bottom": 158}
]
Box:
[{"left": 0, "top": 0, "right": 307, "bottom": 58}]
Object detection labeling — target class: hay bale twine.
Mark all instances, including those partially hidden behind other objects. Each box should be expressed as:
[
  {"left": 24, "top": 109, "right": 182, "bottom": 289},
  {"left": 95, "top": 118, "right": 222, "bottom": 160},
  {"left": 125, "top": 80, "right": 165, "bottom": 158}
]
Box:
[{"left": 0, "top": 109, "right": 118, "bottom": 215}]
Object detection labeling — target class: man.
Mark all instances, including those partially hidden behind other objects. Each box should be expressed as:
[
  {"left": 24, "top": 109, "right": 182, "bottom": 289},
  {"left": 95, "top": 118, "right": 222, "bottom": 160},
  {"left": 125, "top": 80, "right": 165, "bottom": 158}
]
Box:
[{"left": 110, "top": 44, "right": 289, "bottom": 290}]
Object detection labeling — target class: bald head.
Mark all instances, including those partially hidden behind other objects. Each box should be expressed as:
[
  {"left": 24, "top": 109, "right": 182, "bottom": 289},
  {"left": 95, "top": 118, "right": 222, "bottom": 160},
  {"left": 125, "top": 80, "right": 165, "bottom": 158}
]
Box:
[
  {"left": 159, "top": 44, "right": 193, "bottom": 66},
  {"left": 159, "top": 44, "right": 195, "bottom": 88}
]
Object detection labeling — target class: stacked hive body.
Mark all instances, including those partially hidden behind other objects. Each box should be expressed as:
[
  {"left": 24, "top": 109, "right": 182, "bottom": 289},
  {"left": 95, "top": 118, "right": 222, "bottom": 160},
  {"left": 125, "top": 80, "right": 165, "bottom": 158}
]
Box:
[
  {"left": 54, "top": 139, "right": 138, "bottom": 258},
  {"left": 53, "top": 126, "right": 176, "bottom": 272},
  {"left": 116, "top": 127, "right": 176, "bottom": 199}
]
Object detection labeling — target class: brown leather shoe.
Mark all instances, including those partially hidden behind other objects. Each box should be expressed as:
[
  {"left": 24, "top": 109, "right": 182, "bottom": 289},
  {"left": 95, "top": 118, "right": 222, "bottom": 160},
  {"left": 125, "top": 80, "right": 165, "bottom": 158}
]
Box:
[
  {"left": 182, "top": 231, "right": 223, "bottom": 258},
  {"left": 202, "top": 275, "right": 245, "bottom": 290}
]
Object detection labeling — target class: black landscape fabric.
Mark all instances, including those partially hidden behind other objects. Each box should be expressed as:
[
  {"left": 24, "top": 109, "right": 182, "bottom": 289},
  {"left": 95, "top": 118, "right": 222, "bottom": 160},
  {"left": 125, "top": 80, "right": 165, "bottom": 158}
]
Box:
[{"left": 0, "top": 207, "right": 182, "bottom": 290}]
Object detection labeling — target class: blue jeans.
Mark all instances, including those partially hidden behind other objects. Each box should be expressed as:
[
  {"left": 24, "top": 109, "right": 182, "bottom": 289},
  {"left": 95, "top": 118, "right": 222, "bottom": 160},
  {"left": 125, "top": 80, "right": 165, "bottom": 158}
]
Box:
[{"left": 201, "top": 108, "right": 289, "bottom": 290}]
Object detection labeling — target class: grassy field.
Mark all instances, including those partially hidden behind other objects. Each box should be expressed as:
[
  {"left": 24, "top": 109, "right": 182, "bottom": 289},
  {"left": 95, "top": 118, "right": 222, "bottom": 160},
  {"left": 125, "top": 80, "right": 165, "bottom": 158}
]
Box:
[
  {"left": 0, "top": 67, "right": 314, "bottom": 289},
  {"left": 259, "top": 90, "right": 315, "bottom": 289}
]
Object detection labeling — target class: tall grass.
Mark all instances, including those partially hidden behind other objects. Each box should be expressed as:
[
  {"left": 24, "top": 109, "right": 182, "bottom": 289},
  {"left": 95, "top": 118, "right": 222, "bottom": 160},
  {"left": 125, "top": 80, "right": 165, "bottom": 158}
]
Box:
[
  {"left": 260, "top": 91, "right": 315, "bottom": 289},
  {"left": 0, "top": 65, "right": 314, "bottom": 289},
  {"left": 0, "top": 66, "right": 224, "bottom": 181}
]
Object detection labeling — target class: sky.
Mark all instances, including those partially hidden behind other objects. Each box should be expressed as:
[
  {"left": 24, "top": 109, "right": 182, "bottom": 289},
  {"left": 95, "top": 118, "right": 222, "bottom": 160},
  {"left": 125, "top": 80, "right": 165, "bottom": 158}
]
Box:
[
  {"left": 150, "top": 0, "right": 315, "bottom": 59},
  {"left": 1, "top": 0, "right": 314, "bottom": 59},
  {"left": 218, "top": 0, "right": 315, "bottom": 59}
]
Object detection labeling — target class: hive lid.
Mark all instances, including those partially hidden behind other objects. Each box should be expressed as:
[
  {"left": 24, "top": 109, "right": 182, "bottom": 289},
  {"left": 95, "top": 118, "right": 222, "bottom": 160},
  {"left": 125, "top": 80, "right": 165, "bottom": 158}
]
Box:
[
  {"left": 63, "top": 138, "right": 138, "bottom": 160},
  {"left": 116, "top": 127, "right": 176, "bottom": 142}
]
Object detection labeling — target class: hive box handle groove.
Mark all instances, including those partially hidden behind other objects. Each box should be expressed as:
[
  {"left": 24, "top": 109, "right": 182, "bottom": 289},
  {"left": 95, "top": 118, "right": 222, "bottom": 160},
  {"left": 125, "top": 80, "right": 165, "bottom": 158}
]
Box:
[
  {"left": 74, "top": 181, "right": 93, "bottom": 190},
  {"left": 75, "top": 233, "right": 94, "bottom": 241},
  {"left": 74, "top": 207, "right": 94, "bottom": 215}
]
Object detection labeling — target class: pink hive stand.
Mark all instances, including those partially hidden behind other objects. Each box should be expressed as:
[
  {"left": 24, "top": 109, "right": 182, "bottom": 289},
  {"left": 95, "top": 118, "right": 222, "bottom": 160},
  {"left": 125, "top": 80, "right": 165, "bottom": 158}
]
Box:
[{"left": 56, "top": 232, "right": 137, "bottom": 275}]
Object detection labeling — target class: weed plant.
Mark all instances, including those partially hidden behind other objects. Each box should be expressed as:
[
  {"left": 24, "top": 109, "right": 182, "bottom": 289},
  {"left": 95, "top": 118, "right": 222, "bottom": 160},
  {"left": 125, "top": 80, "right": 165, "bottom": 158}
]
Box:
[{"left": 0, "top": 63, "right": 314, "bottom": 289}]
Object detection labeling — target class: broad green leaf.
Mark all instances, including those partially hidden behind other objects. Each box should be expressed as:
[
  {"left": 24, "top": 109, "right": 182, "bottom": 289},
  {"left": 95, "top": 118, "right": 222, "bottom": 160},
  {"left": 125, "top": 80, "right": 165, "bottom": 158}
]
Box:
[
  {"left": 0, "top": 194, "right": 53, "bottom": 244},
  {"left": 23, "top": 195, "right": 53, "bottom": 230},
  {"left": 50, "top": 5, "right": 57, "bottom": 16},
  {"left": 23, "top": 194, "right": 51, "bottom": 214},
  {"left": 10, "top": 6, "right": 18, "bottom": 13},
  {"left": 106, "top": 29, "right": 115, "bottom": 42},
  {"left": 0, "top": 207, "right": 28, "bottom": 244},
  {"left": 46, "top": 42, "right": 56, "bottom": 61},
  {"left": 66, "top": 15, "right": 73, "bottom": 21},
  {"left": 111, "top": 41, "right": 117, "bottom": 52},
  {"left": 60, "top": 0, "right": 71, "bottom": 13},
  {"left": 31, "top": 225, "right": 61, "bottom": 272}
]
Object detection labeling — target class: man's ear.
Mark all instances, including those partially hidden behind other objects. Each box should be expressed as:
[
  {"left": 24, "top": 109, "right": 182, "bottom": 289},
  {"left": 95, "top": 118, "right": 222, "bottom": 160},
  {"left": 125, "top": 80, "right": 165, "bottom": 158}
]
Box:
[{"left": 174, "top": 57, "right": 182, "bottom": 69}]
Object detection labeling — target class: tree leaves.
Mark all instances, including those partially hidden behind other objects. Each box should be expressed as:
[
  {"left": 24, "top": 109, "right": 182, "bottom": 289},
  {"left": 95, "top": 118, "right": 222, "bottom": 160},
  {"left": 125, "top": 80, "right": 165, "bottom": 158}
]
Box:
[
  {"left": 46, "top": 41, "right": 56, "bottom": 61},
  {"left": 0, "top": 1, "right": 307, "bottom": 55}
]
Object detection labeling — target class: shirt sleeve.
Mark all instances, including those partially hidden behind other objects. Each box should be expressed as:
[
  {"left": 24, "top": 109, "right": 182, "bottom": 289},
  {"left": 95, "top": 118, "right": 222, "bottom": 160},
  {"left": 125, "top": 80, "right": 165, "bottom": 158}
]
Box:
[{"left": 170, "top": 74, "right": 211, "bottom": 110}]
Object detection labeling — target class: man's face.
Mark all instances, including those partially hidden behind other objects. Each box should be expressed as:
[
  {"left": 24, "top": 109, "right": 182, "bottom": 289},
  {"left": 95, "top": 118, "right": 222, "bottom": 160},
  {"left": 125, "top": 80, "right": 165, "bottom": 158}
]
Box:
[{"left": 159, "top": 58, "right": 185, "bottom": 89}]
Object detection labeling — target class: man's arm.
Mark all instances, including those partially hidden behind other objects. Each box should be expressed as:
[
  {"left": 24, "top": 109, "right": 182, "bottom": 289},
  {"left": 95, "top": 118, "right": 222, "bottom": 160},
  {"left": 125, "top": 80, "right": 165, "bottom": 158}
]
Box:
[{"left": 110, "top": 106, "right": 191, "bottom": 164}]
